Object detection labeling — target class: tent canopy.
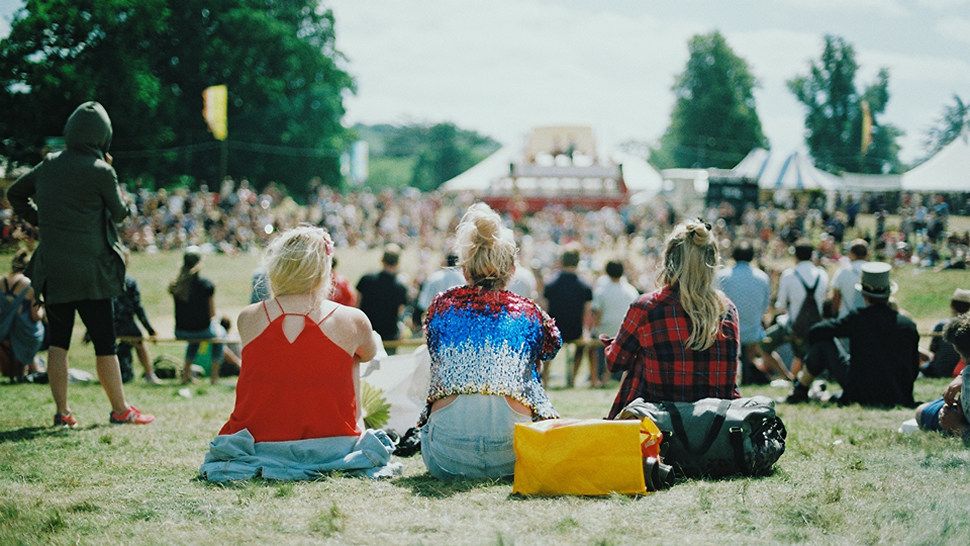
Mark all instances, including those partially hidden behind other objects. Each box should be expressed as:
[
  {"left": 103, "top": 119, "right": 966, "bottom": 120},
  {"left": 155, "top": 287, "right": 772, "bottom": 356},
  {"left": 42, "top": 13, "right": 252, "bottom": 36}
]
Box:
[
  {"left": 440, "top": 144, "right": 663, "bottom": 196},
  {"left": 901, "top": 133, "right": 970, "bottom": 192},
  {"left": 731, "top": 149, "right": 841, "bottom": 191}
]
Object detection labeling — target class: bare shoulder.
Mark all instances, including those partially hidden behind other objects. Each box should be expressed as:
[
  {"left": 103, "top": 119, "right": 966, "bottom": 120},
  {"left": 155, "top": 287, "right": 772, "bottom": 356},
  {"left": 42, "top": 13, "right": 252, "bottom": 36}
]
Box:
[
  {"left": 333, "top": 304, "right": 371, "bottom": 330},
  {"left": 237, "top": 303, "right": 268, "bottom": 345}
]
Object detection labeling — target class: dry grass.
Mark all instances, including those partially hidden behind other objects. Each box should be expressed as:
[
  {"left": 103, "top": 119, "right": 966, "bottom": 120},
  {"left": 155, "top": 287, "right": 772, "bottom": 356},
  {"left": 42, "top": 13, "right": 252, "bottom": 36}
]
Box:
[{"left": 0, "top": 248, "right": 969, "bottom": 544}]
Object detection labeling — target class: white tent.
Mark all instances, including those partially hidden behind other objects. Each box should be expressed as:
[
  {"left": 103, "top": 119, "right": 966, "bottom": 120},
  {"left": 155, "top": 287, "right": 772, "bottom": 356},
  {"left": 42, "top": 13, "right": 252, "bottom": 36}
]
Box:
[
  {"left": 439, "top": 146, "right": 663, "bottom": 196},
  {"left": 440, "top": 145, "right": 518, "bottom": 192},
  {"left": 731, "top": 148, "right": 771, "bottom": 181},
  {"left": 731, "top": 149, "right": 841, "bottom": 191},
  {"left": 901, "top": 133, "right": 970, "bottom": 192},
  {"left": 613, "top": 152, "right": 664, "bottom": 194}
]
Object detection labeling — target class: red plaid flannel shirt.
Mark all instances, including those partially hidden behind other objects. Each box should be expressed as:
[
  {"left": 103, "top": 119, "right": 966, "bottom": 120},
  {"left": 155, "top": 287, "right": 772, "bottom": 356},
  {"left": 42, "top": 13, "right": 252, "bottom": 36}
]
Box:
[{"left": 605, "top": 285, "right": 741, "bottom": 418}]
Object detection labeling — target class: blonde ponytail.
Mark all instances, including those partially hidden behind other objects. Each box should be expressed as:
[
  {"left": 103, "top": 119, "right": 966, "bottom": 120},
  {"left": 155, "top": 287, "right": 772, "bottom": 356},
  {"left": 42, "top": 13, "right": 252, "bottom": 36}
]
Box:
[{"left": 659, "top": 219, "right": 726, "bottom": 351}]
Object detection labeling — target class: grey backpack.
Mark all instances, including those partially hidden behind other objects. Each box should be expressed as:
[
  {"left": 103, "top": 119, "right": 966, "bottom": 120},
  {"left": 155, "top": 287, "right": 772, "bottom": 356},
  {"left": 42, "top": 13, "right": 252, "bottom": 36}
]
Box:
[{"left": 616, "top": 396, "right": 787, "bottom": 478}]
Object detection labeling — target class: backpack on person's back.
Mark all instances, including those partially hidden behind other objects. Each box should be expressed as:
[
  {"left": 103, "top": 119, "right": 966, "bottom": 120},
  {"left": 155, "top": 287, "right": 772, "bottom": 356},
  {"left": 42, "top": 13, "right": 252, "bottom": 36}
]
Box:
[{"left": 790, "top": 270, "right": 822, "bottom": 340}]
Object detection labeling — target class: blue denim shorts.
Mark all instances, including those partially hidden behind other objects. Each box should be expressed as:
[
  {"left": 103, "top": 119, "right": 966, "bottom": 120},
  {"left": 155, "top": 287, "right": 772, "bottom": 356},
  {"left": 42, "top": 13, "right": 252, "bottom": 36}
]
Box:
[
  {"left": 917, "top": 398, "right": 947, "bottom": 431},
  {"left": 175, "top": 321, "right": 225, "bottom": 363},
  {"left": 421, "top": 394, "right": 531, "bottom": 480}
]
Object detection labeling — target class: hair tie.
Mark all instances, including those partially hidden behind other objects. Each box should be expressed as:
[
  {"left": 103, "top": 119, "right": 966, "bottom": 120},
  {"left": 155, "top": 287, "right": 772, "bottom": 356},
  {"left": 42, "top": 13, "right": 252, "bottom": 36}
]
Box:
[{"left": 323, "top": 234, "right": 334, "bottom": 256}]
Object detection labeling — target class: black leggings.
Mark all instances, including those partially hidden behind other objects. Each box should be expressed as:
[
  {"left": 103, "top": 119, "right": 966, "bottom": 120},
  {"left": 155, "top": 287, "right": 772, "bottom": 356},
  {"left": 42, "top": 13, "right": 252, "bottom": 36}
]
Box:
[{"left": 46, "top": 299, "right": 117, "bottom": 356}]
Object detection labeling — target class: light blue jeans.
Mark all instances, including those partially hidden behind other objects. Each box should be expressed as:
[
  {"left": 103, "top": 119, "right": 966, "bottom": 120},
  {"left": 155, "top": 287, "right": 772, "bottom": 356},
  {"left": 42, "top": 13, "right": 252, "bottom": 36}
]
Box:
[
  {"left": 175, "top": 321, "right": 225, "bottom": 363},
  {"left": 421, "top": 394, "right": 531, "bottom": 480}
]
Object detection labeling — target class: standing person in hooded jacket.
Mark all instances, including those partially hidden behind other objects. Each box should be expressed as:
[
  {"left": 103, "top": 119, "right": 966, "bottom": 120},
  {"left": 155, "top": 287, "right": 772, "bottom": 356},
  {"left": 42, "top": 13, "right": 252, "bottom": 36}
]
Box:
[{"left": 6, "top": 102, "right": 154, "bottom": 427}]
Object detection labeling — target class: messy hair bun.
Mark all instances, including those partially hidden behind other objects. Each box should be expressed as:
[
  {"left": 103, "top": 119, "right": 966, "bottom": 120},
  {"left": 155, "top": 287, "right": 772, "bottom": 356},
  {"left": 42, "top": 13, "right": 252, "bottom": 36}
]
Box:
[
  {"left": 684, "top": 219, "right": 715, "bottom": 247},
  {"left": 455, "top": 203, "right": 517, "bottom": 289}
]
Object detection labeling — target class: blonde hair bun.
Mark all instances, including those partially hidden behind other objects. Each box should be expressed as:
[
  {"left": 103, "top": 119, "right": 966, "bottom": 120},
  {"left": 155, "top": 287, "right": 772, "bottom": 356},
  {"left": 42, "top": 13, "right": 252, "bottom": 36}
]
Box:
[{"left": 456, "top": 203, "right": 517, "bottom": 289}]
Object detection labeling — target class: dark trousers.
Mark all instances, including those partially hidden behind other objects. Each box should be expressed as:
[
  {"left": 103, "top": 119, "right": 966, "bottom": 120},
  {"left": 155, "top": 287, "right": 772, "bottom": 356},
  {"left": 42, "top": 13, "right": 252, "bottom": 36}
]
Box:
[
  {"left": 805, "top": 338, "right": 850, "bottom": 387},
  {"left": 739, "top": 343, "right": 770, "bottom": 385},
  {"left": 117, "top": 341, "right": 134, "bottom": 383}
]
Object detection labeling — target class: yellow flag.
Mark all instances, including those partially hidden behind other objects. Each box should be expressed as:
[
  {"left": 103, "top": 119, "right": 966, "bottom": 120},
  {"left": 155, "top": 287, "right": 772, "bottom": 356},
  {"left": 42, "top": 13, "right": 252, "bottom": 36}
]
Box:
[
  {"left": 202, "top": 84, "right": 228, "bottom": 141},
  {"left": 860, "top": 100, "right": 873, "bottom": 154}
]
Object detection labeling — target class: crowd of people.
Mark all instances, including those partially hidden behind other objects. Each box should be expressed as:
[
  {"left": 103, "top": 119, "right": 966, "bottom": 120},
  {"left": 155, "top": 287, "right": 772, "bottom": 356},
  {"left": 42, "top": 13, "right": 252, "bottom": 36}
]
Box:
[{"left": 3, "top": 102, "right": 970, "bottom": 484}]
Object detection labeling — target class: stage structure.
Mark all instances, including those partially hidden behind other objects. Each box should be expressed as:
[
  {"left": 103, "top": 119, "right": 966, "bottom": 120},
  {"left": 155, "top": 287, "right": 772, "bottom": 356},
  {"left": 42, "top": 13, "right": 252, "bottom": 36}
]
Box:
[{"left": 441, "top": 126, "right": 662, "bottom": 213}]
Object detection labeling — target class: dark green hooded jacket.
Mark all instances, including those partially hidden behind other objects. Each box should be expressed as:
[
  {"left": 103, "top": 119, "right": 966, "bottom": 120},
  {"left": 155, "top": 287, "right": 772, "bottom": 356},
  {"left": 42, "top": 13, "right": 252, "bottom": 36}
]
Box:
[{"left": 6, "top": 101, "right": 128, "bottom": 304}]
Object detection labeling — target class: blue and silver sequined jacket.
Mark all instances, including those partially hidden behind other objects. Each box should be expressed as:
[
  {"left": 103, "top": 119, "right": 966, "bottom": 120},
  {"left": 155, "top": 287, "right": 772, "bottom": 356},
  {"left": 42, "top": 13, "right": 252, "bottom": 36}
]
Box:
[{"left": 423, "top": 286, "right": 562, "bottom": 421}]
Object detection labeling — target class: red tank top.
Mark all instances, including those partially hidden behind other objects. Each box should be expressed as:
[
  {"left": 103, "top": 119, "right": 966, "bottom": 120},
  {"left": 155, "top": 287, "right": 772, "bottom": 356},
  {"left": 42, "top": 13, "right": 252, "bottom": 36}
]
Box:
[{"left": 219, "top": 300, "right": 360, "bottom": 442}]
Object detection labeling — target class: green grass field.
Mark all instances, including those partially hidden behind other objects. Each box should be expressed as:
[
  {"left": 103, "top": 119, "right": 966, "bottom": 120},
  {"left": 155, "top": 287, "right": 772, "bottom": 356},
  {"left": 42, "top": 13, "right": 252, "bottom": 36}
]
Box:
[{"left": 1, "top": 249, "right": 970, "bottom": 544}]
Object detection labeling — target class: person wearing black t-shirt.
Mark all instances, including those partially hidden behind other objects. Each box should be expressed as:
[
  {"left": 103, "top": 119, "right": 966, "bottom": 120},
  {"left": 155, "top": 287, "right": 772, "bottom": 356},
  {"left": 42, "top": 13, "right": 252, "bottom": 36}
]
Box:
[
  {"left": 169, "top": 247, "right": 224, "bottom": 384},
  {"left": 543, "top": 246, "right": 593, "bottom": 387},
  {"left": 356, "top": 244, "right": 408, "bottom": 354}
]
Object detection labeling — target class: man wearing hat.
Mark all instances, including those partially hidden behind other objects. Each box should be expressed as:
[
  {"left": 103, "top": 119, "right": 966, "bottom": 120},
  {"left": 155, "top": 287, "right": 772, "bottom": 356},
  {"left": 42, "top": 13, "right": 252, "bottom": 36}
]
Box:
[
  {"left": 786, "top": 262, "right": 919, "bottom": 407},
  {"left": 921, "top": 288, "right": 970, "bottom": 378}
]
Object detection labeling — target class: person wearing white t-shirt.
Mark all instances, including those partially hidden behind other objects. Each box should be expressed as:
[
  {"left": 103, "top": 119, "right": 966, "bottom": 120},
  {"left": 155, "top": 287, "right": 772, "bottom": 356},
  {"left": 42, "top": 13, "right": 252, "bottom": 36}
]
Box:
[
  {"left": 761, "top": 240, "right": 828, "bottom": 378},
  {"left": 507, "top": 261, "right": 538, "bottom": 301},
  {"left": 831, "top": 239, "right": 869, "bottom": 318},
  {"left": 590, "top": 260, "right": 640, "bottom": 387},
  {"left": 417, "top": 253, "right": 465, "bottom": 314}
]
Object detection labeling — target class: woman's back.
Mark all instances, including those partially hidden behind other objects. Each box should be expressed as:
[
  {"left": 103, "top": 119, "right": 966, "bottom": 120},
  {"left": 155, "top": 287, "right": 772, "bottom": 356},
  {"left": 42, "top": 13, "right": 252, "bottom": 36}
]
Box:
[
  {"left": 425, "top": 286, "right": 560, "bottom": 420},
  {"left": 173, "top": 276, "right": 214, "bottom": 331},
  {"left": 220, "top": 298, "right": 370, "bottom": 442},
  {"left": 606, "top": 287, "right": 741, "bottom": 417}
]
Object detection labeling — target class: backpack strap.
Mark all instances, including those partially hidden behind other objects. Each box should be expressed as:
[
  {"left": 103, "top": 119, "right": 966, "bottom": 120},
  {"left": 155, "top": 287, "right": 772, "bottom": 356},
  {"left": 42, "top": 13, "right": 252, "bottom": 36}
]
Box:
[
  {"left": 728, "top": 426, "right": 747, "bottom": 470},
  {"left": 663, "top": 399, "right": 732, "bottom": 456},
  {"left": 792, "top": 269, "right": 820, "bottom": 295}
]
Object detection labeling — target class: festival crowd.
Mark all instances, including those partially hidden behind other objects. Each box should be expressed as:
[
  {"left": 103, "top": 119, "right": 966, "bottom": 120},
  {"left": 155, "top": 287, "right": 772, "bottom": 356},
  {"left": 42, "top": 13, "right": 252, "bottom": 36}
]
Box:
[{"left": 3, "top": 102, "right": 969, "bottom": 484}]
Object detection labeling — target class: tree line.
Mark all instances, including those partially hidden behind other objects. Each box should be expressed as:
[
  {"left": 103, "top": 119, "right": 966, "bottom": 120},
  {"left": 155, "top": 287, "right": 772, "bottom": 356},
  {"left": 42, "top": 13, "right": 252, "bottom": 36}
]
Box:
[
  {"left": 1, "top": 3, "right": 966, "bottom": 191},
  {"left": 651, "top": 31, "right": 967, "bottom": 174},
  {"left": 0, "top": 0, "right": 353, "bottom": 195}
]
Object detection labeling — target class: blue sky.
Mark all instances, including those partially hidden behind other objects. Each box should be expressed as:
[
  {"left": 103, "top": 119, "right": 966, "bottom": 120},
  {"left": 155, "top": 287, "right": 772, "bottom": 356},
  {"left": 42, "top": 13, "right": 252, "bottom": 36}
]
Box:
[{"left": 3, "top": 1, "right": 970, "bottom": 163}]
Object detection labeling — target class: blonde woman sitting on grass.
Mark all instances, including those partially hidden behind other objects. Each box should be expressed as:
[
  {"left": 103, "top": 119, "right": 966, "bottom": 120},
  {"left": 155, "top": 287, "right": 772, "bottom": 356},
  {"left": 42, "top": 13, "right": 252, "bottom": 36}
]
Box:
[
  {"left": 200, "top": 225, "right": 399, "bottom": 481},
  {"left": 603, "top": 219, "right": 741, "bottom": 418},
  {"left": 421, "top": 203, "right": 561, "bottom": 480}
]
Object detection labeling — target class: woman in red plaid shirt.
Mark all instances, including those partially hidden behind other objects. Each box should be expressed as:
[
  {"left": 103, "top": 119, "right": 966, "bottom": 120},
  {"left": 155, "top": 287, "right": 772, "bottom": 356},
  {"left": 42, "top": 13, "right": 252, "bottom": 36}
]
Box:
[{"left": 603, "top": 219, "right": 740, "bottom": 418}]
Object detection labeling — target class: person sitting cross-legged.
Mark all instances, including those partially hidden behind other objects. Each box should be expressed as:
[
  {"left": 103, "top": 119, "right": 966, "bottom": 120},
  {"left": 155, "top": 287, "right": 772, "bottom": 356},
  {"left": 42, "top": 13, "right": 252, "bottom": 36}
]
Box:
[
  {"left": 915, "top": 313, "right": 970, "bottom": 442},
  {"left": 603, "top": 219, "right": 741, "bottom": 418},
  {"left": 200, "top": 226, "right": 398, "bottom": 482},
  {"left": 920, "top": 288, "right": 970, "bottom": 378},
  {"left": 421, "top": 203, "right": 561, "bottom": 480},
  {"left": 785, "top": 262, "right": 919, "bottom": 407}
]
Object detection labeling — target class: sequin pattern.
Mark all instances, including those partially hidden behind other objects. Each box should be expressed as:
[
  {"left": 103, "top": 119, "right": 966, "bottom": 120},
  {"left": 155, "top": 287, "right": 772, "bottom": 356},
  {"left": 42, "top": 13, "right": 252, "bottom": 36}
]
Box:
[{"left": 423, "top": 287, "right": 562, "bottom": 422}]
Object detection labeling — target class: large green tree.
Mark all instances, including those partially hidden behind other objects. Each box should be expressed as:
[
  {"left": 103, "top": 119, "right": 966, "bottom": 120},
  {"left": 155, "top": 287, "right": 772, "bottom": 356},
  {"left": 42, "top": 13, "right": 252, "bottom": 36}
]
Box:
[
  {"left": 651, "top": 31, "right": 768, "bottom": 169},
  {"left": 354, "top": 122, "right": 499, "bottom": 191},
  {"left": 920, "top": 94, "right": 968, "bottom": 163},
  {"left": 787, "top": 35, "right": 902, "bottom": 174},
  {"left": 0, "top": 0, "right": 354, "bottom": 193}
]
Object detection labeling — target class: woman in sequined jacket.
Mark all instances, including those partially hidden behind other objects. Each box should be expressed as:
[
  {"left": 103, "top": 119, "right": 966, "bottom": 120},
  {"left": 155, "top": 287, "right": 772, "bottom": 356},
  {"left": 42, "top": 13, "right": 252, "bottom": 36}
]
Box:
[{"left": 421, "top": 203, "right": 562, "bottom": 480}]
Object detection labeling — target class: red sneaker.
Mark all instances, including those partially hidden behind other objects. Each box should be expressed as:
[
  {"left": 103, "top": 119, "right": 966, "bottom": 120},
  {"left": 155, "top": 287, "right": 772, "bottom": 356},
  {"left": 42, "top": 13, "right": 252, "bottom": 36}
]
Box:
[
  {"left": 109, "top": 406, "right": 155, "bottom": 425},
  {"left": 53, "top": 412, "right": 79, "bottom": 429}
]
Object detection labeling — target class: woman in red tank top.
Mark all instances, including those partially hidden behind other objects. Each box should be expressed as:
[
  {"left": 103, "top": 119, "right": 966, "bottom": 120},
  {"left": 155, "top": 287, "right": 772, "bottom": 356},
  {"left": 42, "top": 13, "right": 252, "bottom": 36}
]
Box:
[{"left": 218, "top": 226, "right": 379, "bottom": 443}]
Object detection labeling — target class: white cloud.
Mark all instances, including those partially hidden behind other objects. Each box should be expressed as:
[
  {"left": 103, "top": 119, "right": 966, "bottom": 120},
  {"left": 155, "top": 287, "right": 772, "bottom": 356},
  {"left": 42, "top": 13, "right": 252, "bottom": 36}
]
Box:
[
  {"left": 774, "top": 0, "right": 911, "bottom": 18},
  {"left": 330, "top": 0, "right": 970, "bottom": 163},
  {"left": 916, "top": 0, "right": 970, "bottom": 10},
  {"left": 938, "top": 16, "right": 970, "bottom": 45}
]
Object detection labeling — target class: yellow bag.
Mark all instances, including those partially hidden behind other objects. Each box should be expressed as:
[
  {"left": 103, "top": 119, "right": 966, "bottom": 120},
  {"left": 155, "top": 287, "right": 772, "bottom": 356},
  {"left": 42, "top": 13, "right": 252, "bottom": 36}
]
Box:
[{"left": 512, "top": 418, "right": 662, "bottom": 496}]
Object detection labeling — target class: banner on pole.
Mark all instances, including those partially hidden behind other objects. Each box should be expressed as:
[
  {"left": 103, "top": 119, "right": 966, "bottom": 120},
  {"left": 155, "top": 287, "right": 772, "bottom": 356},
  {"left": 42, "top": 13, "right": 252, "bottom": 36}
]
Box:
[
  {"left": 860, "top": 100, "right": 873, "bottom": 154},
  {"left": 202, "top": 85, "right": 228, "bottom": 141}
]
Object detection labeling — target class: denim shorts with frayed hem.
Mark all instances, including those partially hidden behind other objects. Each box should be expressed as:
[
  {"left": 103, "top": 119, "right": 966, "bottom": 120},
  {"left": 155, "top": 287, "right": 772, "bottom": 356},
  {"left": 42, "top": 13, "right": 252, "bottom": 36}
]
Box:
[{"left": 421, "top": 394, "right": 531, "bottom": 480}]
